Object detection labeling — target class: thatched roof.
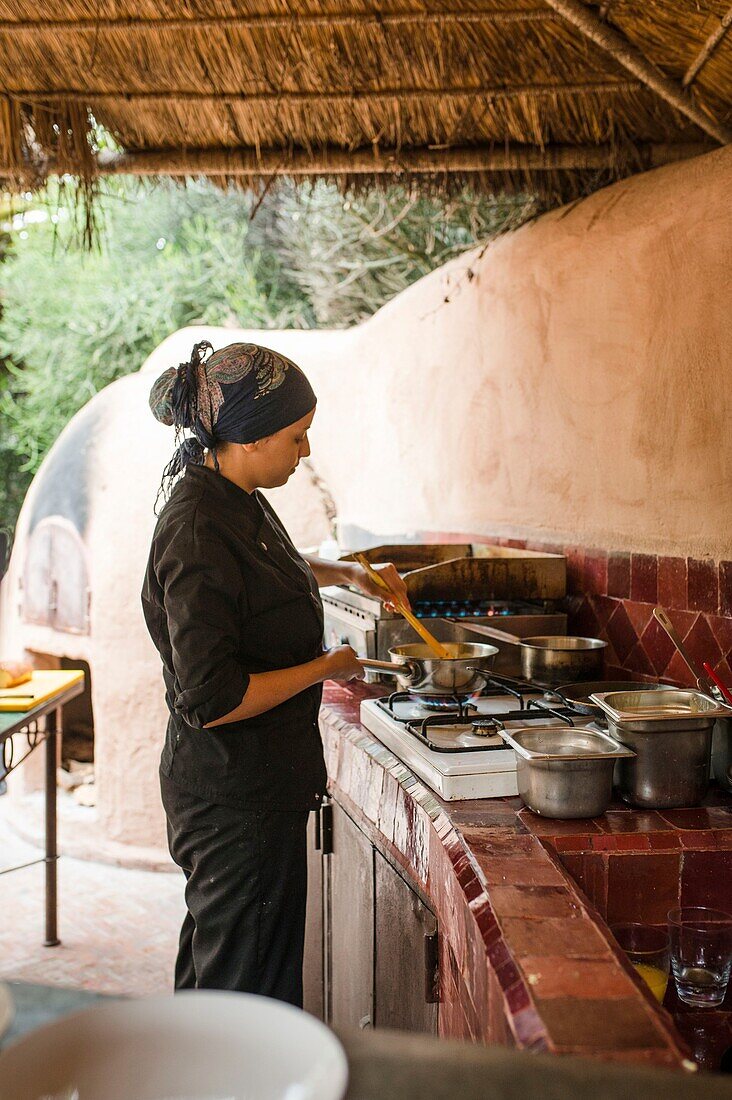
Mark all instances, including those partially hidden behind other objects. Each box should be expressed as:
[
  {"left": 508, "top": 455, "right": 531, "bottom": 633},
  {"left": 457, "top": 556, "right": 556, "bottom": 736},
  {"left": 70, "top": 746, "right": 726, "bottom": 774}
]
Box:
[{"left": 0, "top": 0, "right": 730, "bottom": 203}]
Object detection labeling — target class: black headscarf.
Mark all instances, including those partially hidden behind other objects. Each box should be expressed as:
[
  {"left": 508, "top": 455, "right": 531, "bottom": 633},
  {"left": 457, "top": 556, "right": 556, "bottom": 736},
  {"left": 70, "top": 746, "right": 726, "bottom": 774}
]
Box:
[{"left": 149, "top": 340, "right": 316, "bottom": 506}]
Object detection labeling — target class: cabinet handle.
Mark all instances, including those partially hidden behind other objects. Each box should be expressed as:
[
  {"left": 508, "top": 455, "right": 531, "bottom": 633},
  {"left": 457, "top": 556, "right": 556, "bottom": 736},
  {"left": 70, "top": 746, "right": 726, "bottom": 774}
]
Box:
[
  {"left": 358, "top": 1015, "right": 372, "bottom": 1030},
  {"left": 424, "top": 930, "right": 439, "bottom": 1004}
]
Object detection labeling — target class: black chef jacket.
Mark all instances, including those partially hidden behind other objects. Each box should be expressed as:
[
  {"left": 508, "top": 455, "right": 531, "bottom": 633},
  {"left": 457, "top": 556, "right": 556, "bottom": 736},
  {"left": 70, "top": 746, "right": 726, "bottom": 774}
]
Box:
[{"left": 141, "top": 464, "right": 327, "bottom": 811}]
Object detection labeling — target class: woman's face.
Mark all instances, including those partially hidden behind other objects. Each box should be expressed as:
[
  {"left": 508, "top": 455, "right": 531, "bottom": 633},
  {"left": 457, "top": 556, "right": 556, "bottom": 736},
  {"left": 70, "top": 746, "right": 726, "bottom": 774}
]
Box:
[{"left": 249, "top": 408, "right": 315, "bottom": 488}]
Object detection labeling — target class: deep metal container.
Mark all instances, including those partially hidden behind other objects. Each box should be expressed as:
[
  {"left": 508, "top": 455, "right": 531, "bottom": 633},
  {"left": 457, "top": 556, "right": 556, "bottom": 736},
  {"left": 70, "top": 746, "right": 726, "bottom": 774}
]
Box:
[
  {"left": 712, "top": 710, "right": 732, "bottom": 794},
  {"left": 498, "top": 725, "right": 634, "bottom": 818},
  {"left": 590, "top": 690, "right": 729, "bottom": 809}
]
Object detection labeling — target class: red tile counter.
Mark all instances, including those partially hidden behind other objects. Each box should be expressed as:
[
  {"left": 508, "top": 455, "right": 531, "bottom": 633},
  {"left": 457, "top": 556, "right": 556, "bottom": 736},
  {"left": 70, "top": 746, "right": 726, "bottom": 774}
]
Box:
[{"left": 321, "top": 681, "right": 732, "bottom": 1070}]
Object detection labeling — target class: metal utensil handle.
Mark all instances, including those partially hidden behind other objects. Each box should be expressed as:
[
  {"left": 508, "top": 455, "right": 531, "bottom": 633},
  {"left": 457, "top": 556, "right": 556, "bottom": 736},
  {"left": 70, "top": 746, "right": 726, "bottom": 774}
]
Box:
[
  {"left": 464, "top": 665, "right": 495, "bottom": 683},
  {"left": 527, "top": 697, "right": 575, "bottom": 726},
  {"left": 454, "top": 622, "right": 522, "bottom": 645},
  {"left": 653, "top": 607, "right": 715, "bottom": 694}
]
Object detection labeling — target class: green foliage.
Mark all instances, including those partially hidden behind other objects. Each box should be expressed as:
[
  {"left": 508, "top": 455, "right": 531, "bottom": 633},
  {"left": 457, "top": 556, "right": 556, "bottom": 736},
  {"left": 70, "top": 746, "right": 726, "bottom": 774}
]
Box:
[{"left": 0, "top": 177, "right": 536, "bottom": 542}]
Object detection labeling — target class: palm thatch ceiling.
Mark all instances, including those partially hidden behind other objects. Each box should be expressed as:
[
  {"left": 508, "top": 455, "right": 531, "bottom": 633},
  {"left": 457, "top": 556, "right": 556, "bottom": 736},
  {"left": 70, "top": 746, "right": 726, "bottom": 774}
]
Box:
[{"left": 0, "top": 0, "right": 730, "bottom": 202}]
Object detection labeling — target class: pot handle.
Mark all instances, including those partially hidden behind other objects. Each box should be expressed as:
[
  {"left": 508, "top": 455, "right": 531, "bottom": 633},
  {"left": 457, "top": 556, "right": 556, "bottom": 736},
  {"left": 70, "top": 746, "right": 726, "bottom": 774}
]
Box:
[
  {"left": 359, "top": 658, "right": 416, "bottom": 678},
  {"left": 464, "top": 665, "right": 495, "bottom": 683}
]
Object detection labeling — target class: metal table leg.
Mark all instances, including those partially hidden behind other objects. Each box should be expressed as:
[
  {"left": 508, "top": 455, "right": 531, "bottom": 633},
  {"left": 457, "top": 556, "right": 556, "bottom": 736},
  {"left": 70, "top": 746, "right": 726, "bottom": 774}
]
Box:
[{"left": 44, "top": 707, "right": 60, "bottom": 947}]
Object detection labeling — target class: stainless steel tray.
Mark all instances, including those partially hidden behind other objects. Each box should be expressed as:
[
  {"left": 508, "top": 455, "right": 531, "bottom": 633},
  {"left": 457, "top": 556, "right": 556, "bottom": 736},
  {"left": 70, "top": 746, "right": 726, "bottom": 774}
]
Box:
[
  {"left": 590, "top": 689, "right": 730, "bottom": 726},
  {"left": 499, "top": 725, "right": 635, "bottom": 761}
]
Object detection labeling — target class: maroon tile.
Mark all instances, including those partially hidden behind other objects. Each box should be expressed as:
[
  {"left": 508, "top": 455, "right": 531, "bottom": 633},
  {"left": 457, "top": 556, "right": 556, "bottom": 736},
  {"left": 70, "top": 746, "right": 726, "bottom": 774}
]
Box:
[
  {"left": 603, "top": 810, "right": 672, "bottom": 834},
  {"left": 589, "top": 594, "right": 619, "bottom": 627},
  {"left": 584, "top": 550, "right": 609, "bottom": 596},
  {"left": 607, "top": 834, "right": 653, "bottom": 853},
  {"left": 688, "top": 557, "right": 719, "bottom": 614},
  {"left": 552, "top": 836, "right": 594, "bottom": 853},
  {"left": 606, "top": 603, "right": 639, "bottom": 664},
  {"left": 567, "top": 597, "right": 602, "bottom": 640},
  {"left": 631, "top": 554, "right": 658, "bottom": 604},
  {"left": 558, "top": 853, "right": 608, "bottom": 915},
  {"left": 678, "top": 830, "right": 719, "bottom": 850},
  {"left": 640, "top": 616, "right": 677, "bottom": 676},
  {"left": 623, "top": 641, "right": 655, "bottom": 677},
  {"left": 489, "top": 884, "right": 582, "bottom": 920},
  {"left": 648, "top": 833, "right": 682, "bottom": 850},
  {"left": 520, "top": 813, "right": 603, "bottom": 838},
  {"left": 521, "top": 956, "right": 637, "bottom": 1000},
  {"left": 683, "top": 614, "right": 722, "bottom": 674},
  {"left": 608, "top": 552, "right": 631, "bottom": 599},
  {"left": 708, "top": 615, "right": 732, "bottom": 660},
  {"left": 505, "top": 916, "right": 611, "bottom": 958},
  {"left": 658, "top": 556, "right": 688, "bottom": 611},
  {"left": 474, "top": 856, "right": 566, "bottom": 888},
  {"left": 624, "top": 600, "right": 655, "bottom": 638},
  {"left": 681, "top": 850, "right": 732, "bottom": 909},
  {"left": 663, "top": 650, "right": 695, "bottom": 688},
  {"left": 606, "top": 853, "right": 681, "bottom": 925},
  {"left": 721, "top": 562, "right": 732, "bottom": 618},
  {"left": 661, "top": 807, "right": 732, "bottom": 830},
  {"left": 565, "top": 546, "right": 586, "bottom": 596},
  {"left": 538, "top": 997, "right": 667, "bottom": 1050},
  {"left": 504, "top": 977, "right": 532, "bottom": 1015},
  {"left": 666, "top": 608, "right": 699, "bottom": 637}
]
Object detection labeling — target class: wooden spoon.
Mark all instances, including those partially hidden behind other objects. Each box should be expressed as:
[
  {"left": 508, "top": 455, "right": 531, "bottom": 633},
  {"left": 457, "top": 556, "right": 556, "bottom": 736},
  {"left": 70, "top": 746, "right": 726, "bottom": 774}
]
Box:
[{"left": 354, "top": 553, "right": 450, "bottom": 659}]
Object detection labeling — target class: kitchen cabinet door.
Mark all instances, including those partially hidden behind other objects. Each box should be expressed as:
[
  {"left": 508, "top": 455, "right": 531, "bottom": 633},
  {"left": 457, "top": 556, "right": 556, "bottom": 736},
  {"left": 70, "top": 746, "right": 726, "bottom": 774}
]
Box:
[
  {"left": 328, "top": 801, "right": 375, "bottom": 1030},
  {"left": 374, "top": 849, "right": 439, "bottom": 1034},
  {"left": 303, "top": 809, "right": 324, "bottom": 1020}
]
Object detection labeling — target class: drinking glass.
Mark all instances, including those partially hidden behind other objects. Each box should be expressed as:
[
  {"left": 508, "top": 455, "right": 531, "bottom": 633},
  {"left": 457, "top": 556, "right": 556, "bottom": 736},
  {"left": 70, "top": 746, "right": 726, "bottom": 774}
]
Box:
[
  {"left": 610, "top": 923, "right": 670, "bottom": 1003},
  {"left": 668, "top": 907, "right": 732, "bottom": 1008}
]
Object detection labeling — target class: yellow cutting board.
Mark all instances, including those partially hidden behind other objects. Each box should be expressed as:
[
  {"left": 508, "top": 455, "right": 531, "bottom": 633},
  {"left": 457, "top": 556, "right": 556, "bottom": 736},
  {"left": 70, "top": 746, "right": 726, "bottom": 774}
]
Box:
[{"left": 0, "top": 670, "right": 85, "bottom": 712}]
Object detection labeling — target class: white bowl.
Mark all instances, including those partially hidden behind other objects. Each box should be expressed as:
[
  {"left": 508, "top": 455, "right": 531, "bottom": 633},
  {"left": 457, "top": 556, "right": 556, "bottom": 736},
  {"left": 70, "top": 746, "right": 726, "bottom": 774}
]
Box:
[{"left": 0, "top": 991, "right": 348, "bottom": 1100}]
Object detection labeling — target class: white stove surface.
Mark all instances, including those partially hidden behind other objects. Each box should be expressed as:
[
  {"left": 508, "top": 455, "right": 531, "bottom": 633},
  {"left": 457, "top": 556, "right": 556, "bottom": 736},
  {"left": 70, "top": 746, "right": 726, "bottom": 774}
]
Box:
[{"left": 360, "top": 697, "right": 520, "bottom": 801}]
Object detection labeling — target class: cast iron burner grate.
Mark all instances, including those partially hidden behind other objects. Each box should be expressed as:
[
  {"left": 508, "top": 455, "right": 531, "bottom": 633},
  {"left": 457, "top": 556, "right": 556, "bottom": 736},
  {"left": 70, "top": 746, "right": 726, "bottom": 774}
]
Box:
[
  {"left": 405, "top": 698, "right": 580, "bottom": 754},
  {"left": 378, "top": 674, "right": 537, "bottom": 723}
]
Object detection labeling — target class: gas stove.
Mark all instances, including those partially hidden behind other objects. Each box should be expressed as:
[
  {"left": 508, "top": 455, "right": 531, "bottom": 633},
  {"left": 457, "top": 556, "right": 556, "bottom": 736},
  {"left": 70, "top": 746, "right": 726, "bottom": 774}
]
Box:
[
  {"left": 322, "top": 541, "right": 567, "bottom": 677},
  {"left": 360, "top": 676, "right": 602, "bottom": 801}
]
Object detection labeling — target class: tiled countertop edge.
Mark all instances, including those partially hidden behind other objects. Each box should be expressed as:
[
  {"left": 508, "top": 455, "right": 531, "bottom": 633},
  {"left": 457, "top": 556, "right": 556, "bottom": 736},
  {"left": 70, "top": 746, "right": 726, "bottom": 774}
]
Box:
[{"left": 320, "top": 684, "right": 692, "bottom": 1070}]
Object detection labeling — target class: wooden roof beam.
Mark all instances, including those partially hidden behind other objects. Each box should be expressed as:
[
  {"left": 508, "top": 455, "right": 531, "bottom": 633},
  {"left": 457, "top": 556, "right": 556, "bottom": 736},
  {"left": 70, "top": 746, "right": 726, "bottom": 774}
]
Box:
[
  {"left": 683, "top": 6, "right": 732, "bottom": 87},
  {"left": 541, "top": 0, "right": 732, "bottom": 144},
  {"left": 75, "top": 141, "right": 712, "bottom": 176},
  {"left": 0, "top": 9, "right": 560, "bottom": 34},
  {"left": 11, "top": 80, "right": 642, "bottom": 108}
]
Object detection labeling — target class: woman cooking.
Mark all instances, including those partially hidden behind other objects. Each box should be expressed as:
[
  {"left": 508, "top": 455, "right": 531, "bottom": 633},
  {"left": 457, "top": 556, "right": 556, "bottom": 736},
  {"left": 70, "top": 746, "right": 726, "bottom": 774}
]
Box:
[{"left": 141, "top": 340, "right": 408, "bottom": 1007}]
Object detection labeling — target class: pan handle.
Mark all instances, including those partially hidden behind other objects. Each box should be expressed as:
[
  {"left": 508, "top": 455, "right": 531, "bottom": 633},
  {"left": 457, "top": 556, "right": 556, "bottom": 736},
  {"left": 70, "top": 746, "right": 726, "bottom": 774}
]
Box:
[
  {"left": 359, "top": 658, "right": 416, "bottom": 678},
  {"left": 464, "top": 665, "right": 496, "bottom": 683}
]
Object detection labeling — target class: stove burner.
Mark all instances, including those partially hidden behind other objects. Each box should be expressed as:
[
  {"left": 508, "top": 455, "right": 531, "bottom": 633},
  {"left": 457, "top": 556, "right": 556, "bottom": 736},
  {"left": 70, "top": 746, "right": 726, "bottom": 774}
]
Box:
[{"left": 385, "top": 690, "right": 478, "bottom": 717}]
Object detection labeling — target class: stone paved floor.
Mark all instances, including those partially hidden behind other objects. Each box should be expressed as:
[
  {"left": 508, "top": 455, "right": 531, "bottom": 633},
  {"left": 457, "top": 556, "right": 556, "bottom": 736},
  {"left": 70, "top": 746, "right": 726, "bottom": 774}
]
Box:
[{"left": 0, "top": 800, "right": 185, "bottom": 996}]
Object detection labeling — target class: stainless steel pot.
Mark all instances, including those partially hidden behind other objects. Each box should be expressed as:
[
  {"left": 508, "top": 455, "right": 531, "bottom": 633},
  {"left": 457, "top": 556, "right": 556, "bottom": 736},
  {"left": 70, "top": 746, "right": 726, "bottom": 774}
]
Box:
[
  {"left": 360, "top": 642, "right": 499, "bottom": 700},
  {"left": 518, "top": 636, "right": 606, "bottom": 685},
  {"left": 459, "top": 624, "right": 606, "bottom": 685},
  {"left": 498, "top": 725, "right": 634, "bottom": 818},
  {"left": 590, "top": 690, "right": 729, "bottom": 809},
  {"left": 712, "top": 710, "right": 732, "bottom": 794}
]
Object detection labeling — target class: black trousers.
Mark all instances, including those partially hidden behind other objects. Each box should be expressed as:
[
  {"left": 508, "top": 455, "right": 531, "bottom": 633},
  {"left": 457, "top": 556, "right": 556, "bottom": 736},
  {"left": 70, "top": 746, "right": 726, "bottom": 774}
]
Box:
[{"left": 160, "top": 772, "right": 309, "bottom": 1007}]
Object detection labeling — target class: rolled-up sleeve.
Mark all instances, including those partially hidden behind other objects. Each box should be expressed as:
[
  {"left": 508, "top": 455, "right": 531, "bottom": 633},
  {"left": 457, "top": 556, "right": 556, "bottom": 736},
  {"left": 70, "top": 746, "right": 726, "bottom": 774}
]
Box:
[{"left": 158, "top": 520, "right": 249, "bottom": 728}]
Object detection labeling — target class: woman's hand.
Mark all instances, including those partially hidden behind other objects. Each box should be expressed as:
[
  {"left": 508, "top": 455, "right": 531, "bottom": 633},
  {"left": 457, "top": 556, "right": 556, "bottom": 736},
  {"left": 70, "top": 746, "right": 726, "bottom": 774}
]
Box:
[
  {"left": 352, "top": 561, "right": 411, "bottom": 613},
  {"left": 322, "top": 644, "right": 365, "bottom": 682}
]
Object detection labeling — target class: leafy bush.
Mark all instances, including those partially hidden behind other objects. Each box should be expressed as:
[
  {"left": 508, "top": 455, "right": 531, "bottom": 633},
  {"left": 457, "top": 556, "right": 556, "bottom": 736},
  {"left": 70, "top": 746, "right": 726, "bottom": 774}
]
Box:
[{"left": 0, "top": 177, "right": 535, "bottom": 541}]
